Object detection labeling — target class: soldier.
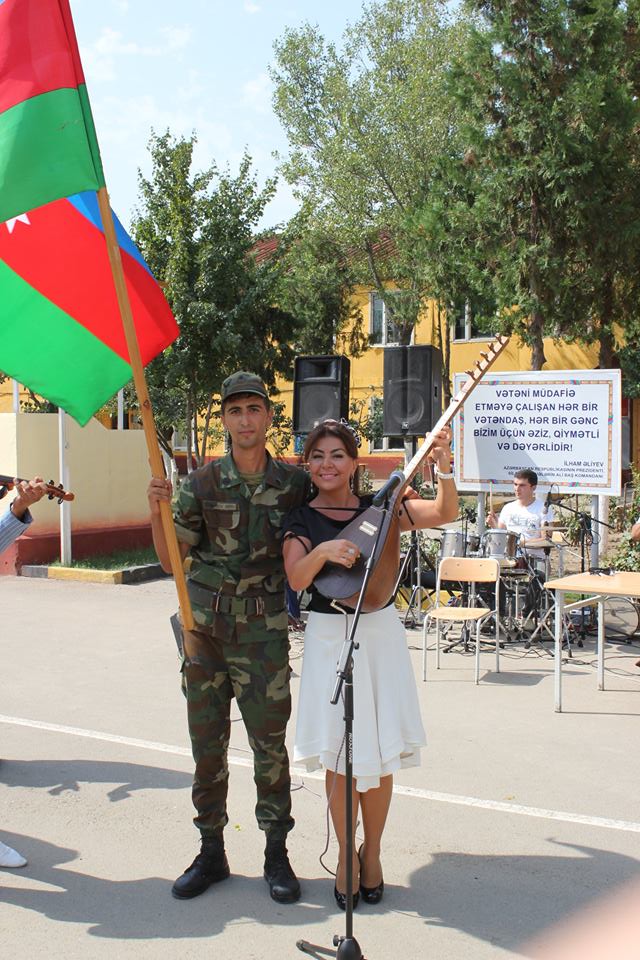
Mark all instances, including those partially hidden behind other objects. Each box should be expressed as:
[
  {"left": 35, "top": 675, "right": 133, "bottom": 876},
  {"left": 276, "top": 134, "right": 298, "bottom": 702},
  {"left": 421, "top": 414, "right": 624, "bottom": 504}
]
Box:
[{"left": 148, "top": 372, "right": 310, "bottom": 903}]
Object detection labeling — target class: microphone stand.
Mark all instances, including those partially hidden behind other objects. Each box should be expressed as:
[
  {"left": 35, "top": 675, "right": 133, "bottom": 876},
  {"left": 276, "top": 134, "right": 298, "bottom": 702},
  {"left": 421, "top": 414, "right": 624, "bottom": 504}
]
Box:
[
  {"left": 297, "top": 489, "right": 392, "bottom": 960},
  {"left": 442, "top": 507, "right": 477, "bottom": 653},
  {"left": 391, "top": 434, "right": 434, "bottom": 628}
]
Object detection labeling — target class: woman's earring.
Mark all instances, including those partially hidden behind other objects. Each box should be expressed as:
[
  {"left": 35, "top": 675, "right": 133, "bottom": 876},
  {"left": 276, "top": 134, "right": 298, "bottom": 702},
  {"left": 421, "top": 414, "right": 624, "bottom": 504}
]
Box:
[{"left": 349, "top": 474, "right": 354, "bottom": 491}]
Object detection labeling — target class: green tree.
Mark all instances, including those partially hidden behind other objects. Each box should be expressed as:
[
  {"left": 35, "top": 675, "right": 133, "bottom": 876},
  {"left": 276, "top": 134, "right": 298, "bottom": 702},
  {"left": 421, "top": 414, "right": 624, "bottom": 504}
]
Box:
[
  {"left": 429, "top": 0, "right": 640, "bottom": 368},
  {"left": 132, "top": 132, "right": 302, "bottom": 467},
  {"left": 275, "top": 207, "right": 367, "bottom": 357},
  {"left": 271, "top": 0, "right": 470, "bottom": 347},
  {"left": 132, "top": 131, "right": 213, "bottom": 465}
]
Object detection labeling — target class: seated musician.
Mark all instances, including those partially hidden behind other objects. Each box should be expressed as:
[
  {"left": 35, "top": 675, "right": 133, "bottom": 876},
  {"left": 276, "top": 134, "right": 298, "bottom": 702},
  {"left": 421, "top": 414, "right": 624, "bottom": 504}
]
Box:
[
  {"left": 487, "top": 468, "right": 553, "bottom": 559},
  {"left": 282, "top": 420, "right": 458, "bottom": 911}
]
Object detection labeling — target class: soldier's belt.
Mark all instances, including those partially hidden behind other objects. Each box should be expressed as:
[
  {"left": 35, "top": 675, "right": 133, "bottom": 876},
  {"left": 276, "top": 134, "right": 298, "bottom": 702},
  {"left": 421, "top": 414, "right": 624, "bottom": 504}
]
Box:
[{"left": 188, "top": 581, "right": 284, "bottom": 616}]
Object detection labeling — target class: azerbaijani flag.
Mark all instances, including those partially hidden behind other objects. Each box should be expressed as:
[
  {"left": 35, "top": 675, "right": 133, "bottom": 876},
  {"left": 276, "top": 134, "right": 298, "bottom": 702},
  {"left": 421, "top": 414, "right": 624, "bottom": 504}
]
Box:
[
  {"left": 0, "top": 0, "right": 105, "bottom": 224},
  {"left": 0, "top": 192, "right": 179, "bottom": 425}
]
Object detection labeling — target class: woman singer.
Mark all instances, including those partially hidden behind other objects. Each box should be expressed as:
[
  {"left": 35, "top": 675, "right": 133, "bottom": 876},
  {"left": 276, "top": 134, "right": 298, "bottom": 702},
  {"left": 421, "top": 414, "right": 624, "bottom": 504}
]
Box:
[{"left": 282, "top": 419, "right": 458, "bottom": 909}]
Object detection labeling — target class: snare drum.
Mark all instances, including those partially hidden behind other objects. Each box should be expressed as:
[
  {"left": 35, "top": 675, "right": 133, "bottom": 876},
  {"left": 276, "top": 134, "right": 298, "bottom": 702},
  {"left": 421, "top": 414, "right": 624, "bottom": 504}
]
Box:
[
  {"left": 439, "top": 530, "right": 466, "bottom": 559},
  {"left": 481, "top": 529, "right": 518, "bottom": 561}
]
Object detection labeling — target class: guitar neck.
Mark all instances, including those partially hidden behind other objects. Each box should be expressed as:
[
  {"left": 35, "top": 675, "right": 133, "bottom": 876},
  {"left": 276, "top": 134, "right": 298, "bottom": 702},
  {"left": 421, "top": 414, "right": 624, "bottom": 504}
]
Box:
[
  {"left": 0, "top": 474, "right": 74, "bottom": 502},
  {"left": 402, "top": 334, "right": 510, "bottom": 485}
]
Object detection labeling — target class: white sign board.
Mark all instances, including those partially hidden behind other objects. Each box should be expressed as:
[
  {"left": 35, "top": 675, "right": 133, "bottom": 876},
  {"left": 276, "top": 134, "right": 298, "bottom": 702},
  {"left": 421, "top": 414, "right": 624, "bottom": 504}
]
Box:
[{"left": 453, "top": 369, "right": 621, "bottom": 496}]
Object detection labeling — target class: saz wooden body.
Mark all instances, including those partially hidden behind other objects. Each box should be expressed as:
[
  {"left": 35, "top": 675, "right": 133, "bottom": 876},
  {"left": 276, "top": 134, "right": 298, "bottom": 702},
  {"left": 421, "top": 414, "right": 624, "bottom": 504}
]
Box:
[
  {"left": 313, "top": 495, "right": 405, "bottom": 613},
  {"left": 313, "top": 335, "right": 510, "bottom": 612}
]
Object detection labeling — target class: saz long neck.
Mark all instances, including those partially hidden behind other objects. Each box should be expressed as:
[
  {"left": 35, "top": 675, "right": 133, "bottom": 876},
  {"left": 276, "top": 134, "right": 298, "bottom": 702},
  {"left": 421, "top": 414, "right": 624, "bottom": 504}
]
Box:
[{"left": 402, "top": 334, "right": 510, "bottom": 486}]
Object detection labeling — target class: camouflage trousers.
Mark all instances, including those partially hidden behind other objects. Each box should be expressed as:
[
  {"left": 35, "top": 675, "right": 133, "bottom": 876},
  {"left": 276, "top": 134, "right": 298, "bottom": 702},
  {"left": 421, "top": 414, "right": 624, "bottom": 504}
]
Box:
[{"left": 182, "top": 620, "right": 294, "bottom": 839}]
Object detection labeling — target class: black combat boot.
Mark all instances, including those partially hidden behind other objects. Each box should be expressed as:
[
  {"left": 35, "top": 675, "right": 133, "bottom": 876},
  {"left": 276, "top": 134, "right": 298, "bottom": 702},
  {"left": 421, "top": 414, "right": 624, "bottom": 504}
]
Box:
[
  {"left": 171, "top": 835, "right": 230, "bottom": 900},
  {"left": 263, "top": 828, "right": 301, "bottom": 904}
]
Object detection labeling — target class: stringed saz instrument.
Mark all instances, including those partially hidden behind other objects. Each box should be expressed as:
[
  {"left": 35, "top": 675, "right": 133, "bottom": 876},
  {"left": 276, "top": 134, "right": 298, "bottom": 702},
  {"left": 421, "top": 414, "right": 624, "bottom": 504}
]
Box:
[
  {"left": 313, "top": 335, "right": 510, "bottom": 612},
  {"left": 0, "top": 474, "right": 75, "bottom": 503}
]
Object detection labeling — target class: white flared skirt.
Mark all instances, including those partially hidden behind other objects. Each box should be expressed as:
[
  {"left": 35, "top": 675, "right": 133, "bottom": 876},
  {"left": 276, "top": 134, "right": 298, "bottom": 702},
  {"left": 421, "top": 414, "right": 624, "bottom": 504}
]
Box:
[{"left": 294, "top": 604, "right": 426, "bottom": 792}]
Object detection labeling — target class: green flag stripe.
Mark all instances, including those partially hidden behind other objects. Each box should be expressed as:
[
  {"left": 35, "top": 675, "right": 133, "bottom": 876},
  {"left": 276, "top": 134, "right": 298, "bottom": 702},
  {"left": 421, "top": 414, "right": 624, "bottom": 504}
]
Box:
[
  {"left": 0, "top": 261, "right": 130, "bottom": 426},
  {"left": 0, "top": 87, "right": 106, "bottom": 224}
]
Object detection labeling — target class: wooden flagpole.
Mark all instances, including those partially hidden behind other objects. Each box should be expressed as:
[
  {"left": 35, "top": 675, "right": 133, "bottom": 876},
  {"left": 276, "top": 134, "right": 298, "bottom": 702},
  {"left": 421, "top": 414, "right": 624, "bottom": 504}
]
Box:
[{"left": 96, "top": 186, "right": 194, "bottom": 630}]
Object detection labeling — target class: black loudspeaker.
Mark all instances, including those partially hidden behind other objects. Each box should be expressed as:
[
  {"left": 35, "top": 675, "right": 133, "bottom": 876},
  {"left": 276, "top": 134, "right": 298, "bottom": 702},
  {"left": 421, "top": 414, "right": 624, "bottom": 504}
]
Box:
[
  {"left": 383, "top": 345, "right": 443, "bottom": 437},
  {"left": 293, "top": 355, "right": 350, "bottom": 433}
]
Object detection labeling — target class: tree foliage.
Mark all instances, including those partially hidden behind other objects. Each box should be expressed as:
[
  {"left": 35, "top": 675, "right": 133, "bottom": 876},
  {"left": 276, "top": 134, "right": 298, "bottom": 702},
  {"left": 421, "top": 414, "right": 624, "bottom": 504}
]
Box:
[
  {"left": 131, "top": 131, "right": 303, "bottom": 466},
  {"left": 272, "top": 0, "right": 640, "bottom": 374},
  {"left": 274, "top": 206, "right": 367, "bottom": 356},
  {"left": 416, "top": 0, "right": 640, "bottom": 368},
  {"left": 271, "top": 0, "right": 470, "bottom": 345}
]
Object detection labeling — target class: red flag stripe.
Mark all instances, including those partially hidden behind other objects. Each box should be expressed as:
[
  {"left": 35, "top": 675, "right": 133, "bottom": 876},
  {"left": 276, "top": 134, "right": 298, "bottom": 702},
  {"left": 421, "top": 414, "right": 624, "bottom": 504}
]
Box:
[
  {"left": 0, "top": 198, "right": 177, "bottom": 364},
  {"left": 0, "top": 0, "right": 86, "bottom": 115}
]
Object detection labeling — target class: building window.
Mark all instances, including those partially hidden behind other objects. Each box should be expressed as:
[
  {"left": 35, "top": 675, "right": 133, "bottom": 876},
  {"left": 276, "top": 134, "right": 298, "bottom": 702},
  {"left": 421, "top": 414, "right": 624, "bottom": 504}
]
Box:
[
  {"left": 370, "top": 293, "right": 402, "bottom": 346},
  {"left": 369, "top": 396, "right": 404, "bottom": 452},
  {"left": 451, "top": 298, "right": 496, "bottom": 341}
]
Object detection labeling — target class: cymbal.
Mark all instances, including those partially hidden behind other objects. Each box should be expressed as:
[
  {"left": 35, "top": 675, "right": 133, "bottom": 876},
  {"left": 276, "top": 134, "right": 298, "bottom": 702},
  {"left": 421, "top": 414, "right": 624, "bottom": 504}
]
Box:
[
  {"left": 541, "top": 525, "right": 570, "bottom": 532},
  {"left": 523, "top": 538, "right": 554, "bottom": 549}
]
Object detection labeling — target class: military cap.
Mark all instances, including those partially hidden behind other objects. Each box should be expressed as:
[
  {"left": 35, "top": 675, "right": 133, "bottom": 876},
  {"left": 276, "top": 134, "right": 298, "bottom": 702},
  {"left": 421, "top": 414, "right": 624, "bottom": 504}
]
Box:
[{"left": 221, "top": 371, "right": 269, "bottom": 402}]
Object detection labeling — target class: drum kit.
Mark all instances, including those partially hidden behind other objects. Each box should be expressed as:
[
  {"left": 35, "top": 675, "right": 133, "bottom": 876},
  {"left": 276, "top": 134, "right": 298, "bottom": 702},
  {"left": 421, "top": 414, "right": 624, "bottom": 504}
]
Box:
[
  {"left": 436, "top": 524, "right": 573, "bottom": 651},
  {"left": 403, "top": 520, "right": 640, "bottom": 651}
]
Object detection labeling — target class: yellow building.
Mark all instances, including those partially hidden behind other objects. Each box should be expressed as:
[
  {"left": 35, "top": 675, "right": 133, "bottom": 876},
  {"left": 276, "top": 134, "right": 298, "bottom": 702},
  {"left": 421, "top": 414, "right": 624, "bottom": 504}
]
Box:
[
  {"left": 1, "top": 286, "right": 634, "bottom": 480},
  {"left": 272, "top": 286, "right": 634, "bottom": 482}
]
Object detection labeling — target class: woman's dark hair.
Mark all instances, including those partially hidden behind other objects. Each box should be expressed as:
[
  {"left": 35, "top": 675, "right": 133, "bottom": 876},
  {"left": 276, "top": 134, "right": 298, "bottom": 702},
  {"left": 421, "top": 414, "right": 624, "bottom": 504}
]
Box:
[{"left": 302, "top": 420, "right": 361, "bottom": 496}]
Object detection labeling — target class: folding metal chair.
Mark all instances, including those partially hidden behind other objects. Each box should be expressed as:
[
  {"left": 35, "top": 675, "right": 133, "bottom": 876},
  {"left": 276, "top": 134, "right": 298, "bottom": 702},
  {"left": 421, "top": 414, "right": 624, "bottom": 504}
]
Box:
[{"left": 422, "top": 556, "right": 501, "bottom": 684}]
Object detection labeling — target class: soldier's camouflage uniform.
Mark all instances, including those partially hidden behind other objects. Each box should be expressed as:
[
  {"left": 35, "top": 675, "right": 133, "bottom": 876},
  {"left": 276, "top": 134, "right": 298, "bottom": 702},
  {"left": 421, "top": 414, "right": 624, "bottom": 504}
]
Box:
[{"left": 174, "top": 451, "right": 310, "bottom": 839}]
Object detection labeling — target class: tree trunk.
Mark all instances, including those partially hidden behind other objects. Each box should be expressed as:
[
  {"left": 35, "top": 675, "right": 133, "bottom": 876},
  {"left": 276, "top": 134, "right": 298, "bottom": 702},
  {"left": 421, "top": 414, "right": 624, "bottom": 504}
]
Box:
[
  {"left": 193, "top": 407, "right": 202, "bottom": 468},
  {"left": 200, "top": 396, "right": 215, "bottom": 466},
  {"left": 599, "top": 328, "right": 615, "bottom": 369},
  {"left": 598, "top": 274, "right": 615, "bottom": 369},
  {"left": 185, "top": 395, "right": 193, "bottom": 474},
  {"left": 529, "top": 310, "right": 546, "bottom": 370},
  {"left": 528, "top": 194, "right": 546, "bottom": 371},
  {"left": 438, "top": 306, "right": 452, "bottom": 406}
]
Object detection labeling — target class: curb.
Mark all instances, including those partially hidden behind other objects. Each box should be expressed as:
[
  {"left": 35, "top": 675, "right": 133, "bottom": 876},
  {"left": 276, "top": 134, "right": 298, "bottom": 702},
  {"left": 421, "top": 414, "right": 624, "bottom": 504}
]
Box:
[{"left": 20, "top": 563, "right": 169, "bottom": 585}]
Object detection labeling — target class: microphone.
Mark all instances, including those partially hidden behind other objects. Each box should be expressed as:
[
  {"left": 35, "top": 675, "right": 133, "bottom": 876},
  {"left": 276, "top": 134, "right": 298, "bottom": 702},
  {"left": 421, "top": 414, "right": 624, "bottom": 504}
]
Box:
[
  {"left": 544, "top": 489, "right": 553, "bottom": 512},
  {"left": 372, "top": 470, "right": 405, "bottom": 508}
]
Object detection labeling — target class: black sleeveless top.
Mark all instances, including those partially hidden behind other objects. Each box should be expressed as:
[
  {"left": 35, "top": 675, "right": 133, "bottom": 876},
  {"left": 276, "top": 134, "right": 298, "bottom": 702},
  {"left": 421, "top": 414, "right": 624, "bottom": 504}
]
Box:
[{"left": 283, "top": 495, "right": 379, "bottom": 614}]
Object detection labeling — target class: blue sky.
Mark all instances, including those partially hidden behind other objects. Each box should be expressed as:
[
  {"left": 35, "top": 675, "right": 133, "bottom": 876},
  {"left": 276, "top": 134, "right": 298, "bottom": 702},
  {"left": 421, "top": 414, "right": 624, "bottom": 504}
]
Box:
[{"left": 71, "top": 0, "right": 366, "bottom": 230}]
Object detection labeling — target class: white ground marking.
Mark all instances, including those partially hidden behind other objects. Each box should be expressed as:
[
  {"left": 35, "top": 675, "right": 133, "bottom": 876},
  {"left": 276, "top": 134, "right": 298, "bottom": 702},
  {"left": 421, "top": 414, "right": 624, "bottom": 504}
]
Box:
[{"left": 2, "top": 713, "right": 639, "bottom": 835}]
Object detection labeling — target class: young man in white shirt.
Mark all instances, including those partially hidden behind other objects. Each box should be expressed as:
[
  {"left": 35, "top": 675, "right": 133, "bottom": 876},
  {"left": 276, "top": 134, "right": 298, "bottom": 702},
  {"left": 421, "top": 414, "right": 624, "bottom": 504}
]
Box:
[
  {"left": 486, "top": 469, "right": 554, "bottom": 623},
  {"left": 487, "top": 468, "right": 553, "bottom": 549}
]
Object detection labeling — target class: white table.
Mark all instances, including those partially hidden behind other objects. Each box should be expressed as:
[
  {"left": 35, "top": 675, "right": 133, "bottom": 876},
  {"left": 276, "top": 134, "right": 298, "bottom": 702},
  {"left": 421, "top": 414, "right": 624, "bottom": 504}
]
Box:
[{"left": 545, "top": 571, "right": 640, "bottom": 712}]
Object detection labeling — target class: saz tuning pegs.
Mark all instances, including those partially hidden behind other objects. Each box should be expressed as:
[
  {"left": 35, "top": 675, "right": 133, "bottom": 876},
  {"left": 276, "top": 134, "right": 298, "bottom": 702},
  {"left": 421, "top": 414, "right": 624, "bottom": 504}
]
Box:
[{"left": 47, "top": 479, "right": 67, "bottom": 504}]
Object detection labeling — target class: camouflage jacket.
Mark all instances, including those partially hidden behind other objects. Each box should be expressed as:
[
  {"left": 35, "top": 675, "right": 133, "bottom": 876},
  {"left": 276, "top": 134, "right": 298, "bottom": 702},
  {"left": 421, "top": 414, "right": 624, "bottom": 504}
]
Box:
[{"left": 174, "top": 452, "right": 310, "bottom": 621}]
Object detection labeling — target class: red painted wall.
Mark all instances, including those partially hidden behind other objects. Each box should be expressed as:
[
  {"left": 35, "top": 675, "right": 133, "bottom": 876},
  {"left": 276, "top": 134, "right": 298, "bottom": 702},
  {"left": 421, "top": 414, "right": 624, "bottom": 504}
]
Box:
[{"left": 1, "top": 523, "right": 154, "bottom": 575}]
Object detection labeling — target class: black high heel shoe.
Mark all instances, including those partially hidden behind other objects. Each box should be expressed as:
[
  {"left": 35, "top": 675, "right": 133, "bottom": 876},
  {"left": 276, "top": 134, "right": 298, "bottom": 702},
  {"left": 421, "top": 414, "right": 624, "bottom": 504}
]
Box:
[
  {"left": 334, "top": 885, "right": 359, "bottom": 911},
  {"left": 358, "top": 843, "right": 384, "bottom": 905}
]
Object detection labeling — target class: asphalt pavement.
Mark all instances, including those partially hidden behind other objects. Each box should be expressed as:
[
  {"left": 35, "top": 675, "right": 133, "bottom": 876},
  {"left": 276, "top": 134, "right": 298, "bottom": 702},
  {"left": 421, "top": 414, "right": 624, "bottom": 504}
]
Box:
[{"left": 1, "top": 575, "right": 640, "bottom": 960}]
